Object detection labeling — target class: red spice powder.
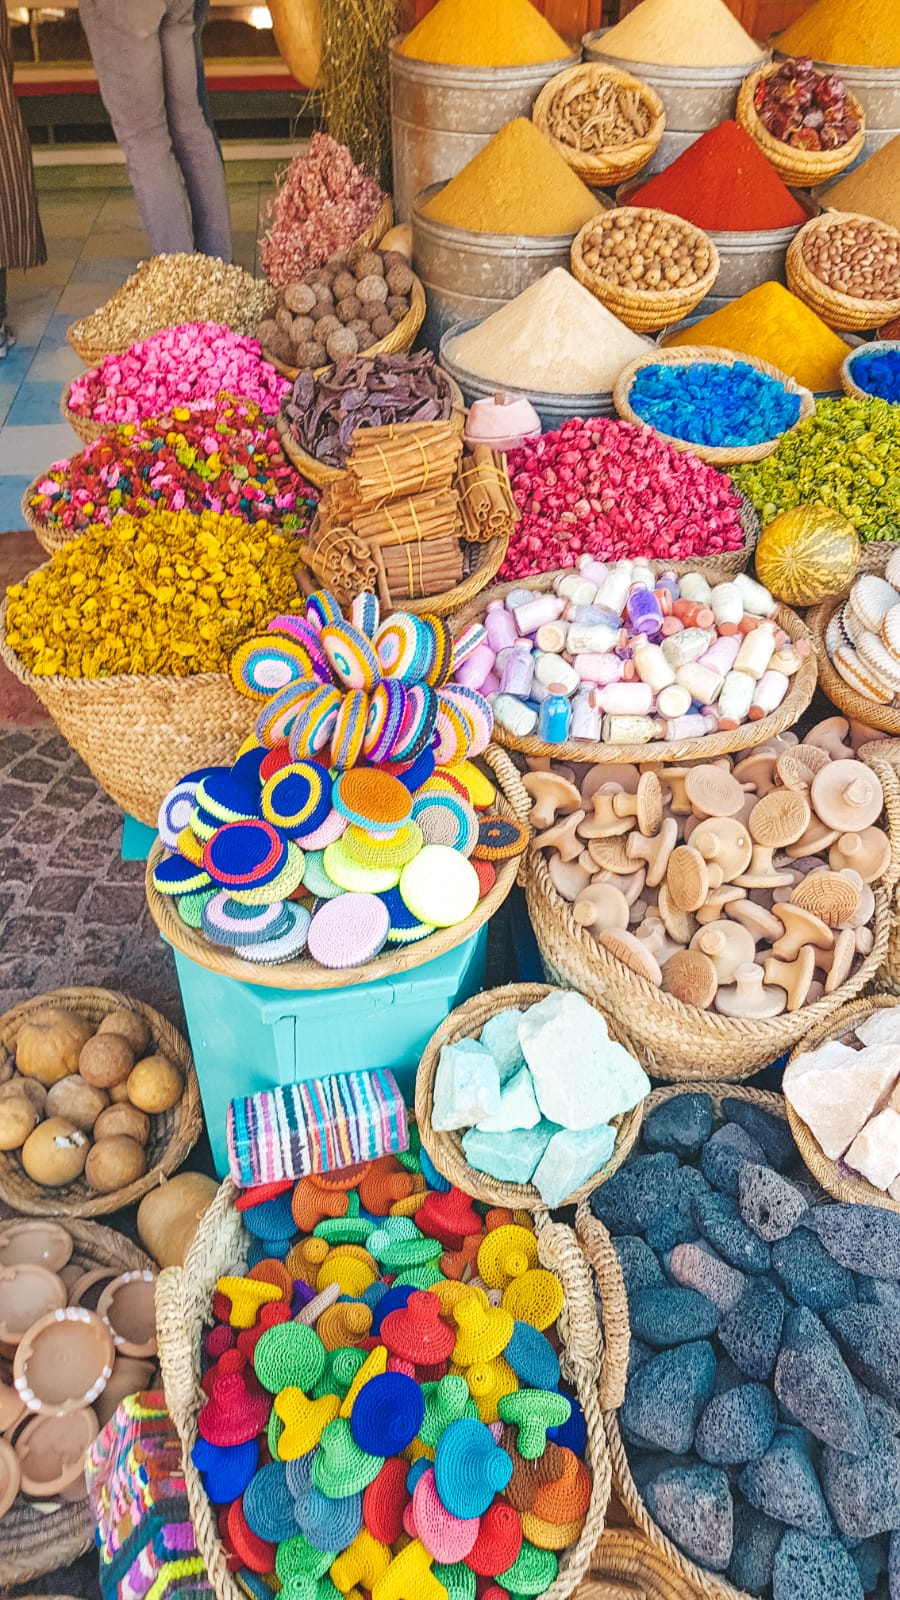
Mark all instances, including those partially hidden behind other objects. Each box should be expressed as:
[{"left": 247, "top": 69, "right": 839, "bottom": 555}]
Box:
[{"left": 629, "top": 121, "right": 808, "bottom": 231}]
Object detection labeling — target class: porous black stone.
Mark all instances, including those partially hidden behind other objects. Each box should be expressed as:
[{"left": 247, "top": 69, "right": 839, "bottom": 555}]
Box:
[
  {"left": 694, "top": 1189, "right": 772, "bottom": 1275},
  {"left": 613, "top": 1235, "right": 666, "bottom": 1299},
  {"left": 701, "top": 1122, "right": 767, "bottom": 1198},
  {"left": 739, "top": 1428, "right": 833, "bottom": 1535},
  {"left": 728, "top": 1500, "right": 784, "bottom": 1596},
  {"left": 775, "top": 1307, "right": 871, "bottom": 1454},
  {"left": 590, "top": 1152, "right": 679, "bottom": 1236},
  {"left": 644, "top": 1164, "right": 709, "bottom": 1253},
  {"left": 804, "top": 1207, "right": 900, "bottom": 1281},
  {"left": 630, "top": 1287, "right": 720, "bottom": 1349},
  {"left": 643, "top": 1093, "right": 713, "bottom": 1158},
  {"left": 773, "top": 1529, "right": 864, "bottom": 1600},
  {"left": 719, "top": 1278, "right": 786, "bottom": 1381},
  {"left": 824, "top": 1305, "right": 900, "bottom": 1402},
  {"left": 621, "top": 1341, "right": 717, "bottom": 1455},
  {"left": 849, "top": 1533, "right": 889, "bottom": 1594},
  {"left": 645, "top": 1465, "right": 734, "bottom": 1572},
  {"left": 695, "top": 1382, "right": 777, "bottom": 1466},
  {"left": 739, "top": 1163, "right": 808, "bottom": 1242},
  {"left": 772, "top": 1230, "right": 858, "bottom": 1315},
  {"left": 822, "top": 1434, "right": 900, "bottom": 1539},
  {"left": 721, "top": 1098, "right": 798, "bottom": 1172}
]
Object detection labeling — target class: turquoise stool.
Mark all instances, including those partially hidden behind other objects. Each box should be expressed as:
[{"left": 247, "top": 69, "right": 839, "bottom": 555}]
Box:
[{"left": 121, "top": 815, "right": 156, "bottom": 861}]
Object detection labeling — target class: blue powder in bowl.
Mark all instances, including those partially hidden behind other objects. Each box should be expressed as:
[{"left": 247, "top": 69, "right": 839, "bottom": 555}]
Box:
[
  {"left": 629, "top": 361, "right": 802, "bottom": 448},
  {"left": 848, "top": 347, "right": 900, "bottom": 404}
]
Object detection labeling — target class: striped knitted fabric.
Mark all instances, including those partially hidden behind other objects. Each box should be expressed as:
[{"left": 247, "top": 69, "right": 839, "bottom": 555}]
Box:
[{"left": 227, "top": 1069, "right": 409, "bottom": 1187}]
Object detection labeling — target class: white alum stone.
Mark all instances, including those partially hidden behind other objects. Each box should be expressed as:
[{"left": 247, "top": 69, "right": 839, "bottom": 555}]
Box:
[
  {"left": 855, "top": 1008, "right": 900, "bottom": 1048},
  {"left": 475, "top": 1064, "right": 542, "bottom": 1133},
  {"left": 532, "top": 1123, "right": 617, "bottom": 1207},
  {"left": 432, "top": 1037, "right": 501, "bottom": 1131},
  {"left": 782, "top": 1039, "right": 899, "bottom": 1161},
  {"left": 517, "top": 989, "right": 650, "bottom": 1131},
  {"left": 845, "top": 1107, "right": 900, "bottom": 1191}
]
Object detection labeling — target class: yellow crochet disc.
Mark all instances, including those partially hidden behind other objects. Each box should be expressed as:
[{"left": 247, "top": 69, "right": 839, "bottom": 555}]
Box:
[
  {"left": 342, "top": 820, "right": 423, "bottom": 871},
  {"left": 501, "top": 1268, "right": 564, "bottom": 1331},
  {"left": 431, "top": 1280, "right": 487, "bottom": 1317},
  {"left": 477, "top": 1225, "right": 539, "bottom": 1290},
  {"left": 454, "top": 1355, "right": 519, "bottom": 1423},
  {"left": 227, "top": 841, "right": 305, "bottom": 904},
  {"left": 339, "top": 1345, "right": 387, "bottom": 1420},
  {"left": 443, "top": 759, "right": 496, "bottom": 809},
  {"left": 521, "top": 1511, "right": 586, "bottom": 1551},
  {"left": 389, "top": 1191, "right": 427, "bottom": 1218},
  {"left": 236, "top": 734, "right": 263, "bottom": 757},
  {"left": 316, "top": 1254, "right": 376, "bottom": 1298},
  {"left": 322, "top": 838, "right": 402, "bottom": 894},
  {"left": 398, "top": 845, "right": 480, "bottom": 928},
  {"left": 176, "top": 826, "right": 205, "bottom": 866},
  {"left": 190, "top": 805, "right": 218, "bottom": 842}
]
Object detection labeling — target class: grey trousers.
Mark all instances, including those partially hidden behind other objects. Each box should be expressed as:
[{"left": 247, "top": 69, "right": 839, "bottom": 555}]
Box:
[{"left": 78, "top": 0, "right": 231, "bottom": 259}]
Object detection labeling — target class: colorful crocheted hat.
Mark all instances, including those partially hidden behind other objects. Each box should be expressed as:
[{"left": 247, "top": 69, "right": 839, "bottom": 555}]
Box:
[{"left": 433, "top": 1418, "right": 513, "bottom": 1520}]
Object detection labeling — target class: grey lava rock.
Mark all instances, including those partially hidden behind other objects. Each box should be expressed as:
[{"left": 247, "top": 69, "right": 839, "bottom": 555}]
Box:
[
  {"left": 701, "top": 1122, "right": 767, "bottom": 1198},
  {"left": 645, "top": 1465, "right": 733, "bottom": 1571},
  {"left": 667, "top": 1242, "right": 746, "bottom": 1312},
  {"left": 719, "top": 1278, "right": 786, "bottom": 1381},
  {"left": 739, "top": 1163, "right": 808, "bottom": 1242},
  {"left": 773, "top": 1529, "right": 864, "bottom": 1600},
  {"left": 630, "top": 1287, "right": 720, "bottom": 1349},
  {"left": 721, "top": 1097, "right": 798, "bottom": 1172},
  {"left": 628, "top": 1447, "right": 695, "bottom": 1492},
  {"left": 772, "top": 1230, "right": 858, "bottom": 1314},
  {"left": 643, "top": 1093, "right": 713, "bottom": 1158},
  {"left": 729, "top": 1500, "right": 784, "bottom": 1595},
  {"left": 628, "top": 1337, "right": 654, "bottom": 1378},
  {"left": 822, "top": 1434, "right": 900, "bottom": 1539},
  {"left": 621, "top": 1341, "right": 717, "bottom": 1455},
  {"left": 695, "top": 1382, "right": 777, "bottom": 1466},
  {"left": 613, "top": 1235, "right": 666, "bottom": 1299},
  {"left": 775, "top": 1307, "right": 871, "bottom": 1454},
  {"left": 859, "top": 1386, "right": 900, "bottom": 1440},
  {"left": 645, "top": 1164, "right": 709, "bottom": 1254},
  {"left": 849, "top": 1533, "right": 889, "bottom": 1594},
  {"left": 890, "top": 1528, "right": 900, "bottom": 1600},
  {"left": 857, "top": 1276, "right": 900, "bottom": 1312},
  {"left": 739, "top": 1428, "right": 833, "bottom": 1535},
  {"left": 804, "top": 1206, "right": 900, "bottom": 1281},
  {"left": 824, "top": 1305, "right": 900, "bottom": 1402},
  {"left": 694, "top": 1189, "right": 772, "bottom": 1275},
  {"left": 713, "top": 1355, "right": 751, "bottom": 1396},
  {"left": 590, "top": 1152, "right": 679, "bottom": 1235}
]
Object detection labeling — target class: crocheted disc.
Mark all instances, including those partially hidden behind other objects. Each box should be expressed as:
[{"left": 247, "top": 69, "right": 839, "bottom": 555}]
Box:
[
  {"left": 203, "top": 820, "right": 287, "bottom": 887},
  {"left": 176, "top": 825, "right": 205, "bottom": 866},
  {"left": 190, "top": 803, "right": 220, "bottom": 842},
  {"left": 333, "top": 769, "right": 413, "bottom": 832},
  {"left": 343, "top": 821, "right": 423, "bottom": 871},
  {"left": 440, "top": 685, "right": 493, "bottom": 758},
  {"left": 203, "top": 893, "right": 291, "bottom": 947},
  {"left": 261, "top": 762, "right": 330, "bottom": 838},
  {"left": 363, "top": 681, "right": 408, "bottom": 763},
  {"left": 446, "top": 759, "right": 496, "bottom": 809},
  {"left": 503, "top": 1321, "right": 560, "bottom": 1393},
  {"left": 298, "top": 808, "right": 347, "bottom": 849},
  {"left": 468, "top": 1501, "right": 523, "bottom": 1577},
  {"left": 323, "top": 838, "right": 401, "bottom": 894},
  {"left": 399, "top": 847, "right": 480, "bottom": 928},
  {"left": 472, "top": 858, "right": 497, "bottom": 899},
  {"left": 375, "top": 614, "right": 429, "bottom": 683},
  {"left": 152, "top": 853, "right": 212, "bottom": 895},
  {"left": 351, "top": 592, "right": 380, "bottom": 639},
  {"left": 177, "top": 888, "right": 215, "bottom": 928},
  {"left": 392, "top": 745, "right": 437, "bottom": 794},
  {"left": 269, "top": 615, "right": 332, "bottom": 678},
  {"left": 330, "top": 689, "right": 370, "bottom": 771},
  {"left": 294, "top": 1481, "right": 362, "bottom": 1553},
  {"left": 411, "top": 793, "right": 478, "bottom": 855},
  {"left": 196, "top": 769, "right": 260, "bottom": 825},
  {"left": 289, "top": 686, "right": 343, "bottom": 760},
  {"left": 421, "top": 614, "right": 455, "bottom": 688},
  {"left": 363, "top": 1457, "right": 409, "bottom": 1545},
  {"left": 256, "top": 682, "right": 320, "bottom": 749},
  {"left": 230, "top": 633, "right": 314, "bottom": 701},
  {"left": 434, "top": 1417, "right": 513, "bottom": 1520},
  {"left": 392, "top": 685, "right": 438, "bottom": 763},
  {"left": 321, "top": 623, "right": 381, "bottom": 692},
  {"left": 192, "top": 1436, "right": 258, "bottom": 1506},
  {"left": 501, "top": 1270, "right": 564, "bottom": 1332},
  {"left": 158, "top": 780, "right": 200, "bottom": 849},
  {"left": 473, "top": 817, "right": 529, "bottom": 862},
  {"left": 302, "top": 848, "right": 345, "bottom": 900},
  {"left": 349, "top": 1372, "right": 424, "bottom": 1457},
  {"left": 449, "top": 622, "right": 487, "bottom": 672},
  {"left": 412, "top": 1467, "right": 480, "bottom": 1563},
  {"left": 259, "top": 743, "right": 293, "bottom": 782},
  {"left": 227, "top": 842, "right": 305, "bottom": 904},
  {"left": 237, "top": 903, "right": 312, "bottom": 965},
  {"left": 306, "top": 590, "right": 343, "bottom": 631},
  {"left": 432, "top": 699, "right": 472, "bottom": 767},
  {"left": 306, "top": 893, "right": 390, "bottom": 969},
  {"left": 243, "top": 1461, "right": 301, "bottom": 1544}
]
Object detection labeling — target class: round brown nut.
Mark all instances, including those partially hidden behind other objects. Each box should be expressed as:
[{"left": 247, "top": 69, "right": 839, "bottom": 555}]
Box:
[
  {"left": 94, "top": 1103, "right": 151, "bottom": 1146},
  {"left": 327, "top": 328, "right": 359, "bottom": 361},
  {"left": 79, "top": 1033, "right": 135, "bottom": 1089},
  {"left": 85, "top": 1136, "right": 148, "bottom": 1194},
  {"left": 350, "top": 249, "right": 383, "bottom": 279},
  {"left": 283, "top": 282, "right": 316, "bottom": 315},
  {"left": 0, "top": 1076, "right": 47, "bottom": 1114},
  {"left": 46, "top": 1077, "right": 109, "bottom": 1132},
  {"left": 332, "top": 271, "right": 356, "bottom": 302},
  {"left": 356, "top": 274, "right": 388, "bottom": 306},
  {"left": 127, "top": 1055, "right": 183, "bottom": 1114},
  {"left": 97, "top": 1008, "right": 151, "bottom": 1057},
  {"left": 22, "top": 1117, "right": 89, "bottom": 1186},
  {"left": 337, "top": 295, "right": 361, "bottom": 323}
]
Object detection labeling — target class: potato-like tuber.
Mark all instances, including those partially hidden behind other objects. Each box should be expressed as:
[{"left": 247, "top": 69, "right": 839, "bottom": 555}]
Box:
[
  {"left": 127, "top": 1055, "right": 183, "bottom": 1114},
  {"left": 97, "top": 1007, "right": 151, "bottom": 1056},
  {"left": 16, "top": 1007, "right": 94, "bottom": 1086},
  {"left": 79, "top": 1033, "right": 135, "bottom": 1089},
  {"left": 94, "top": 1103, "right": 150, "bottom": 1146},
  {"left": 0, "top": 1095, "right": 40, "bottom": 1150},
  {"left": 46, "top": 1077, "right": 109, "bottom": 1132},
  {"left": 137, "top": 1172, "right": 218, "bottom": 1268}
]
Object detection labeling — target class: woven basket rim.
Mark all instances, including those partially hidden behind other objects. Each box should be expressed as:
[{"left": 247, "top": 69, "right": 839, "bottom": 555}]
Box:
[
  {"left": 589, "top": 1527, "right": 704, "bottom": 1600},
  {"left": 415, "top": 980, "right": 645, "bottom": 1209},
  {"left": 0, "top": 986, "right": 201, "bottom": 1218},
  {"left": 20, "top": 475, "right": 63, "bottom": 553},
  {"left": 263, "top": 274, "right": 426, "bottom": 381},
  {"left": 612, "top": 343, "right": 815, "bottom": 466},
  {"left": 736, "top": 63, "right": 866, "bottom": 186},
  {"left": 571, "top": 207, "right": 719, "bottom": 334},
  {"left": 786, "top": 211, "right": 900, "bottom": 330},
  {"left": 532, "top": 63, "right": 665, "bottom": 185},
  {"left": 840, "top": 338, "right": 900, "bottom": 401},
  {"left": 276, "top": 366, "right": 466, "bottom": 490},
  {"left": 807, "top": 559, "right": 900, "bottom": 735}
]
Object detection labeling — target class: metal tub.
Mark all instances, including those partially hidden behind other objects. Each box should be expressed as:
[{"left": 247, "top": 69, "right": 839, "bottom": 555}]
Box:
[
  {"left": 773, "top": 55, "right": 900, "bottom": 130},
  {"left": 583, "top": 30, "right": 770, "bottom": 131},
  {"left": 440, "top": 320, "right": 617, "bottom": 432}
]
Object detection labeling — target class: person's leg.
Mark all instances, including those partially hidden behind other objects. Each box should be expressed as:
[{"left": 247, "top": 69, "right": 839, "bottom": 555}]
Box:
[
  {"left": 78, "top": 0, "right": 193, "bottom": 254},
  {"left": 160, "top": 0, "right": 232, "bottom": 259},
  {"left": 0, "top": 269, "right": 13, "bottom": 358}
]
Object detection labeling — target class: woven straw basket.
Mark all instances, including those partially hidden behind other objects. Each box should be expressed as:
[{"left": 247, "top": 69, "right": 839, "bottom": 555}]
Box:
[
  {"left": 20, "top": 477, "right": 64, "bottom": 554},
  {"left": 0, "top": 987, "right": 201, "bottom": 1218},
  {"left": 589, "top": 1527, "right": 702, "bottom": 1599},
  {"left": 613, "top": 346, "right": 815, "bottom": 467},
  {"left": 784, "top": 992, "right": 900, "bottom": 1211},
  {"left": 297, "top": 522, "right": 509, "bottom": 619},
  {"left": 0, "top": 1218, "right": 155, "bottom": 1584},
  {"left": 276, "top": 369, "right": 466, "bottom": 490},
  {"left": 0, "top": 594, "right": 256, "bottom": 828},
  {"left": 736, "top": 65, "right": 865, "bottom": 188},
  {"left": 532, "top": 64, "right": 665, "bottom": 188},
  {"left": 575, "top": 1083, "right": 794, "bottom": 1600},
  {"left": 415, "top": 982, "right": 645, "bottom": 1210},
  {"left": 145, "top": 743, "right": 519, "bottom": 991},
  {"left": 156, "top": 1175, "right": 611, "bottom": 1600},
  {"left": 60, "top": 385, "right": 106, "bottom": 446},
  {"left": 571, "top": 208, "right": 719, "bottom": 334},
  {"left": 786, "top": 211, "right": 900, "bottom": 332},
  {"left": 806, "top": 542, "right": 900, "bottom": 737},
  {"left": 495, "top": 750, "right": 900, "bottom": 1081},
  {"left": 264, "top": 274, "right": 427, "bottom": 382},
  {"left": 454, "top": 563, "right": 814, "bottom": 766},
  {"left": 840, "top": 340, "right": 900, "bottom": 400}
]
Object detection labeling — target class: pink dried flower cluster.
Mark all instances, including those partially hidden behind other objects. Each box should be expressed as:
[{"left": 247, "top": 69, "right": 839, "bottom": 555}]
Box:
[
  {"left": 501, "top": 417, "right": 746, "bottom": 579},
  {"left": 260, "top": 133, "right": 385, "bottom": 287},
  {"left": 67, "top": 323, "right": 291, "bottom": 425}
]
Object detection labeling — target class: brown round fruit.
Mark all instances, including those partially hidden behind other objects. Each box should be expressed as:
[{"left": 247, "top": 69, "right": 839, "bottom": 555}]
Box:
[
  {"left": 96, "top": 1008, "right": 152, "bottom": 1056},
  {"left": 21, "top": 1118, "right": 90, "bottom": 1186},
  {"left": 85, "top": 1136, "right": 147, "bottom": 1194},
  {"left": 79, "top": 1034, "right": 135, "bottom": 1089},
  {"left": 127, "top": 1055, "right": 183, "bottom": 1114},
  {"left": 108, "top": 1080, "right": 132, "bottom": 1105},
  {"left": 0, "top": 1095, "right": 40, "bottom": 1151},
  {"left": 0, "top": 1076, "right": 47, "bottom": 1114},
  {"left": 46, "top": 1078, "right": 109, "bottom": 1133},
  {"left": 16, "top": 1007, "right": 94, "bottom": 1086},
  {"left": 93, "top": 1104, "right": 150, "bottom": 1147}
]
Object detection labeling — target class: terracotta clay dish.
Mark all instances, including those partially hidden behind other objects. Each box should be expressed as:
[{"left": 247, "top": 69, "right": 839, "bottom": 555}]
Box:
[
  {"left": 0, "top": 1222, "right": 73, "bottom": 1273},
  {"left": 0, "top": 1265, "right": 67, "bottom": 1350},
  {"left": 0, "top": 1438, "right": 20, "bottom": 1519},
  {"left": 13, "top": 1307, "right": 114, "bottom": 1415},
  {"left": 15, "top": 1406, "right": 98, "bottom": 1501},
  {"left": 96, "top": 1271, "right": 157, "bottom": 1359}
]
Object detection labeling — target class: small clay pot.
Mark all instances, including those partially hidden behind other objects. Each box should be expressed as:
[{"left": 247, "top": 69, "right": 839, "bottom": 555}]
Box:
[
  {"left": 0, "top": 1436, "right": 20, "bottom": 1519},
  {"left": 0, "top": 1220, "right": 73, "bottom": 1272},
  {"left": 13, "top": 1306, "right": 114, "bottom": 1414},
  {"left": 96, "top": 1270, "right": 157, "bottom": 1359},
  {"left": 15, "top": 1405, "right": 99, "bottom": 1501},
  {"left": 0, "top": 1264, "right": 67, "bottom": 1353},
  {"left": 0, "top": 1378, "right": 26, "bottom": 1435},
  {"left": 94, "top": 1357, "right": 156, "bottom": 1429},
  {"left": 66, "top": 1267, "right": 120, "bottom": 1312}
]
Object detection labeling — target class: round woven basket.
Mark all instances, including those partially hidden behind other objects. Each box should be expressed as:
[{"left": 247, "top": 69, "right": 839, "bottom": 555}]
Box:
[
  {"left": 589, "top": 1528, "right": 704, "bottom": 1600},
  {"left": 784, "top": 992, "right": 900, "bottom": 1211},
  {"left": 156, "top": 1174, "right": 611, "bottom": 1600},
  {"left": 60, "top": 387, "right": 107, "bottom": 446},
  {"left": 453, "top": 563, "right": 815, "bottom": 766},
  {"left": 532, "top": 63, "right": 665, "bottom": 188},
  {"left": 575, "top": 1082, "right": 790, "bottom": 1600},
  {"left": 736, "top": 64, "right": 866, "bottom": 188},
  {"left": 66, "top": 297, "right": 275, "bottom": 370},
  {"left": 20, "top": 477, "right": 64, "bottom": 554},
  {"left": 807, "top": 542, "right": 900, "bottom": 737},
  {"left": 840, "top": 340, "right": 900, "bottom": 400},
  {"left": 0, "top": 1217, "right": 155, "bottom": 1585},
  {"left": 571, "top": 208, "right": 719, "bottom": 334},
  {"left": 495, "top": 750, "right": 900, "bottom": 1081},
  {"left": 415, "top": 982, "right": 645, "bottom": 1210},
  {"left": 276, "top": 369, "right": 466, "bottom": 490},
  {"left": 612, "top": 345, "right": 815, "bottom": 466},
  {"left": 0, "top": 987, "right": 201, "bottom": 1218},
  {"left": 297, "top": 525, "right": 509, "bottom": 620},
  {"left": 0, "top": 592, "right": 256, "bottom": 828},
  {"left": 145, "top": 743, "right": 520, "bottom": 991},
  {"left": 786, "top": 211, "right": 900, "bottom": 331},
  {"left": 263, "top": 274, "right": 427, "bottom": 381}
]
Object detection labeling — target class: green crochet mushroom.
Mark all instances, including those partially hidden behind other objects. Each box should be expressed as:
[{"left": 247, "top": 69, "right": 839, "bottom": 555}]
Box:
[{"left": 497, "top": 1390, "right": 572, "bottom": 1459}]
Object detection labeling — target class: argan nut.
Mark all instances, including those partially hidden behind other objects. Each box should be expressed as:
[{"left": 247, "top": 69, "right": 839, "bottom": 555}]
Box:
[
  {"left": 108, "top": 1080, "right": 132, "bottom": 1105},
  {"left": 356, "top": 274, "right": 388, "bottom": 305},
  {"left": 283, "top": 282, "right": 316, "bottom": 315},
  {"left": 93, "top": 1104, "right": 150, "bottom": 1147},
  {"left": 0, "top": 1096, "right": 40, "bottom": 1151},
  {"left": 85, "top": 1137, "right": 147, "bottom": 1195},
  {"left": 370, "top": 315, "right": 395, "bottom": 340},
  {"left": 127, "top": 1055, "right": 183, "bottom": 1114},
  {"left": 97, "top": 1008, "right": 151, "bottom": 1057},
  {"left": 46, "top": 1077, "right": 109, "bottom": 1133},
  {"left": 79, "top": 1034, "right": 135, "bottom": 1090},
  {"left": 21, "top": 1118, "right": 89, "bottom": 1186},
  {"left": 0, "top": 1077, "right": 47, "bottom": 1114}
]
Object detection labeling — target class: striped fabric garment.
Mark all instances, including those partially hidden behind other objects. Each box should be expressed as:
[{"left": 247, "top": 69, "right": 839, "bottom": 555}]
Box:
[{"left": 227, "top": 1068, "right": 409, "bottom": 1187}]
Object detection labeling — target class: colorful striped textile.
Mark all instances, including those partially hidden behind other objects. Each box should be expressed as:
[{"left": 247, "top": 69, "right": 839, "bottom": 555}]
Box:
[{"left": 227, "top": 1067, "right": 408, "bottom": 1187}]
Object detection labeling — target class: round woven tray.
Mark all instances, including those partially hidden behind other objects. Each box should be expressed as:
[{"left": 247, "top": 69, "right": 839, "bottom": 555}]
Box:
[
  {"left": 20, "top": 477, "right": 64, "bottom": 554},
  {"left": 0, "top": 1218, "right": 155, "bottom": 1585},
  {"left": 784, "top": 992, "right": 900, "bottom": 1211},
  {"left": 145, "top": 743, "right": 520, "bottom": 991},
  {"left": 0, "top": 986, "right": 201, "bottom": 1218},
  {"left": 571, "top": 207, "right": 719, "bottom": 334},
  {"left": 589, "top": 1528, "right": 703, "bottom": 1600},
  {"left": 807, "top": 542, "right": 900, "bottom": 736},
  {"left": 786, "top": 210, "right": 900, "bottom": 332},
  {"left": 532, "top": 63, "right": 665, "bottom": 188},
  {"left": 494, "top": 749, "right": 900, "bottom": 1081},
  {"left": 276, "top": 368, "right": 466, "bottom": 490},
  {"left": 263, "top": 274, "right": 426, "bottom": 381},
  {"left": 453, "top": 561, "right": 814, "bottom": 766},
  {"left": 157, "top": 1175, "right": 611, "bottom": 1600},
  {"left": 0, "top": 591, "right": 256, "bottom": 828},
  {"left": 736, "top": 64, "right": 866, "bottom": 188},
  {"left": 415, "top": 981, "right": 645, "bottom": 1210},
  {"left": 60, "top": 387, "right": 107, "bottom": 446},
  {"left": 612, "top": 345, "right": 815, "bottom": 466},
  {"left": 840, "top": 339, "right": 900, "bottom": 400},
  {"left": 575, "top": 1082, "right": 790, "bottom": 1600}
]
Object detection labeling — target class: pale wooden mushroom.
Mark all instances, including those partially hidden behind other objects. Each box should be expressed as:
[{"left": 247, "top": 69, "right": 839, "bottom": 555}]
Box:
[
  {"left": 573, "top": 882, "right": 630, "bottom": 935},
  {"left": 626, "top": 818, "right": 678, "bottom": 887},
  {"left": 685, "top": 766, "right": 745, "bottom": 819},
  {"left": 583, "top": 834, "right": 634, "bottom": 872},
  {"left": 691, "top": 920, "right": 756, "bottom": 984},
  {"left": 828, "top": 828, "right": 892, "bottom": 884},
  {"left": 695, "top": 886, "right": 747, "bottom": 925},
  {"left": 521, "top": 771, "right": 582, "bottom": 830},
  {"left": 749, "top": 788, "right": 812, "bottom": 850},
  {"left": 763, "top": 948, "right": 817, "bottom": 1012},
  {"left": 581, "top": 763, "right": 640, "bottom": 804},
  {"left": 691, "top": 818, "right": 753, "bottom": 884},
  {"left": 612, "top": 772, "right": 664, "bottom": 836},
  {"left": 726, "top": 898, "right": 784, "bottom": 943},
  {"left": 734, "top": 844, "right": 796, "bottom": 890},
  {"left": 817, "top": 927, "right": 857, "bottom": 993},
  {"left": 810, "top": 760, "right": 884, "bottom": 833},
  {"left": 771, "top": 904, "right": 834, "bottom": 961},
  {"left": 577, "top": 788, "right": 632, "bottom": 840},
  {"left": 802, "top": 716, "right": 852, "bottom": 761},
  {"left": 658, "top": 881, "right": 699, "bottom": 945},
  {"left": 634, "top": 918, "right": 685, "bottom": 966},
  {"left": 846, "top": 879, "right": 876, "bottom": 930},
  {"left": 715, "top": 962, "right": 786, "bottom": 1018},
  {"left": 661, "top": 949, "right": 718, "bottom": 1008},
  {"left": 784, "top": 815, "right": 840, "bottom": 859},
  {"left": 775, "top": 745, "right": 830, "bottom": 792},
  {"left": 547, "top": 854, "right": 591, "bottom": 902},
  {"left": 792, "top": 870, "right": 862, "bottom": 929},
  {"left": 597, "top": 927, "right": 663, "bottom": 984},
  {"left": 666, "top": 846, "right": 710, "bottom": 913},
  {"left": 533, "top": 810, "right": 585, "bottom": 863},
  {"left": 584, "top": 869, "right": 646, "bottom": 907},
  {"left": 659, "top": 767, "right": 692, "bottom": 815},
  {"left": 856, "top": 926, "right": 875, "bottom": 956},
  {"left": 731, "top": 751, "right": 779, "bottom": 795}
]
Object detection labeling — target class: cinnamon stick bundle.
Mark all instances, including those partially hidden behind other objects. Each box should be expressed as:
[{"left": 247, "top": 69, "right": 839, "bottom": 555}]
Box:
[
  {"left": 352, "top": 489, "right": 462, "bottom": 549},
  {"left": 349, "top": 421, "right": 463, "bottom": 506},
  {"left": 456, "top": 447, "right": 520, "bottom": 544},
  {"left": 374, "top": 534, "right": 463, "bottom": 606}
]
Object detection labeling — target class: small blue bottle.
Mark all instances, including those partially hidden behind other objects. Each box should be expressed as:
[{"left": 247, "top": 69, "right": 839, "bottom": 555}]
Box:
[{"left": 538, "top": 685, "right": 572, "bottom": 744}]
